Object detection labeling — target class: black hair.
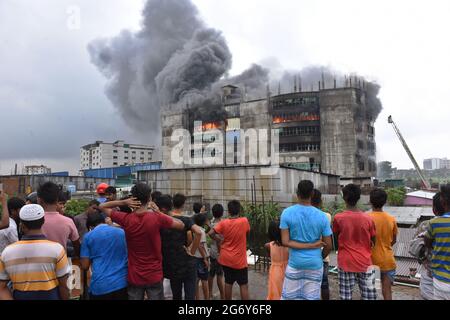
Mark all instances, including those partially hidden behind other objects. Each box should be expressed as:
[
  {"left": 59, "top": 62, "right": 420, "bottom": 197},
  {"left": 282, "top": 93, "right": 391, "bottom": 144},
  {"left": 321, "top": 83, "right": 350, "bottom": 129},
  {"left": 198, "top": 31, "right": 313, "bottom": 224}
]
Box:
[
  {"left": 37, "top": 182, "right": 60, "bottom": 205},
  {"left": 311, "top": 189, "right": 322, "bottom": 207},
  {"left": 440, "top": 184, "right": 450, "bottom": 209},
  {"left": 7, "top": 197, "right": 25, "bottom": 214},
  {"left": 86, "top": 212, "right": 106, "bottom": 230},
  {"left": 118, "top": 196, "right": 132, "bottom": 213},
  {"left": 58, "top": 190, "right": 71, "bottom": 203},
  {"left": 212, "top": 204, "right": 224, "bottom": 219},
  {"left": 21, "top": 217, "right": 45, "bottom": 230},
  {"left": 131, "top": 183, "right": 151, "bottom": 205},
  {"left": 155, "top": 195, "right": 173, "bottom": 213},
  {"left": 105, "top": 186, "right": 117, "bottom": 195},
  {"left": 151, "top": 191, "right": 162, "bottom": 202},
  {"left": 88, "top": 199, "right": 100, "bottom": 207},
  {"left": 433, "top": 192, "right": 446, "bottom": 215},
  {"left": 342, "top": 184, "right": 361, "bottom": 207},
  {"left": 193, "top": 213, "right": 207, "bottom": 227},
  {"left": 173, "top": 193, "right": 186, "bottom": 210},
  {"left": 193, "top": 202, "right": 203, "bottom": 214},
  {"left": 228, "top": 200, "right": 241, "bottom": 216},
  {"left": 297, "top": 180, "right": 314, "bottom": 199},
  {"left": 268, "top": 220, "right": 282, "bottom": 246},
  {"left": 370, "top": 188, "right": 387, "bottom": 209}
]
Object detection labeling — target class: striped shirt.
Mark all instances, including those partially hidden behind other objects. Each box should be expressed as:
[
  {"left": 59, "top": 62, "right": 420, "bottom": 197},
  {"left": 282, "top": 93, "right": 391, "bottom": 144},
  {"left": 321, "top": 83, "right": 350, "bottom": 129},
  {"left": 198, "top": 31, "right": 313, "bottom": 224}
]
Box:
[
  {"left": 426, "top": 214, "right": 450, "bottom": 284},
  {"left": 0, "top": 235, "right": 71, "bottom": 299}
]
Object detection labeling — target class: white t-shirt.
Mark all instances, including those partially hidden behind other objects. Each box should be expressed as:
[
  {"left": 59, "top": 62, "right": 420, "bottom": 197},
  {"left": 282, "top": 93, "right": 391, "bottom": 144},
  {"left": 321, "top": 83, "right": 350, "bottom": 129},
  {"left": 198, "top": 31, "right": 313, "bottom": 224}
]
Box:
[
  {"left": 0, "top": 219, "right": 18, "bottom": 254},
  {"left": 194, "top": 228, "right": 209, "bottom": 259}
]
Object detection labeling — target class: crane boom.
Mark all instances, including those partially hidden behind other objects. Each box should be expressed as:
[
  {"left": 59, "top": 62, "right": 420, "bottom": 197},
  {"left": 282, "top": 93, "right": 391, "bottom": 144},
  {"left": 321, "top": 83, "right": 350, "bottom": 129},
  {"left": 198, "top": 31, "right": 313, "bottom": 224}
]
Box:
[{"left": 388, "top": 116, "right": 431, "bottom": 190}]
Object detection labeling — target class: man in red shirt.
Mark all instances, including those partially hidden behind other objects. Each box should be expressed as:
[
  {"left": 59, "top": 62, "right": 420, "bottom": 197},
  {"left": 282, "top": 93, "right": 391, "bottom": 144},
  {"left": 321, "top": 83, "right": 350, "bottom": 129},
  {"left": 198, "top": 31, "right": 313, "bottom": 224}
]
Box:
[
  {"left": 208, "top": 200, "right": 250, "bottom": 300},
  {"left": 332, "top": 184, "right": 377, "bottom": 300},
  {"left": 100, "top": 183, "right": 185, "bottom": 300}
]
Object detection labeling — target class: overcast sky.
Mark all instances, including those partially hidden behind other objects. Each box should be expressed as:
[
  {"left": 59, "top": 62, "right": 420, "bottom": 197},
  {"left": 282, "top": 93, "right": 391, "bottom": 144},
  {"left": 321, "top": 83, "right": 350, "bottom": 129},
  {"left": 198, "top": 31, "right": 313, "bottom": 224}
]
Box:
[{"left": 1, "top": 0, "right": 449, "bottom": 175}]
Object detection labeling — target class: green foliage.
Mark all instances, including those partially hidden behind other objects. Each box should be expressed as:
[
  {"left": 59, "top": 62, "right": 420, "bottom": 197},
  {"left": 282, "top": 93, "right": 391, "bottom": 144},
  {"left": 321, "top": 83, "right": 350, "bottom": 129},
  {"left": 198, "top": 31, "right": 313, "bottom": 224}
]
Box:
[
  {"left": 65, "top": 199, "right": 90, "bottom": 217},
  {"left": 386, "top": 187, "right": 406, "bottom": 206},
  {"left": 242, "top": 202, "right": 282, "bottom": 257},
  {"left": 322, "top": 199, "right": 346, "bottom": 217}
]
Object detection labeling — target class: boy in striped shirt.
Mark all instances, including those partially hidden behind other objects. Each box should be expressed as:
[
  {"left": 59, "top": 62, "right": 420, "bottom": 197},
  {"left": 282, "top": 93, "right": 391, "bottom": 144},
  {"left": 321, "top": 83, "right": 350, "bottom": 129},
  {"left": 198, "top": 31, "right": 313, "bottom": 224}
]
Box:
[
  {"left": 426, "top": 184, "right": 450, "bottom": 300},
  {"left": 0, "top": 204, "right": 71, "bottom": 300}
]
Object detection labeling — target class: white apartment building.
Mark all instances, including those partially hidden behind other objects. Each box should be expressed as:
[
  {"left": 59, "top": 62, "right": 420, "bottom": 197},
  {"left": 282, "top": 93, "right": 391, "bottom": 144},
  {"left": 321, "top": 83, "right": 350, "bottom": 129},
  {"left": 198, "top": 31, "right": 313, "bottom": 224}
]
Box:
[
  {"left": 423, "top": 158, "right": 450, "bottom": 170},
  {"left": 80, "top": 140, "right": 155, "bottom": 170},
  {"left": 24, "top": 165, "right": 52, "bottom": 175}
]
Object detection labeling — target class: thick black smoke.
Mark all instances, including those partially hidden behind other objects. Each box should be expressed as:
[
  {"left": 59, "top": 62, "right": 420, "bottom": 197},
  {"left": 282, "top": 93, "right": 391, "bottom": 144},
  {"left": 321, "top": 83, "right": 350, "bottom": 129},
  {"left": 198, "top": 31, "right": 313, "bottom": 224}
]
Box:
[
  {"left": 89, "top": 0, "right": 382, "bottom": 141},
  {"left": 88, "top": 0, "right": 226, "bottom": 139}
]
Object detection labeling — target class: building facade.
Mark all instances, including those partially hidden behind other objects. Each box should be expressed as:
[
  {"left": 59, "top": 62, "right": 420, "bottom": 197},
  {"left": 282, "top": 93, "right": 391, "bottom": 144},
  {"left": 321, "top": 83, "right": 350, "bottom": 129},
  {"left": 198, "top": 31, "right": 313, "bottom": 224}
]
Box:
[
  {"left": 23, "top": 165, "right": 51, "bottom": 175},
  {"left": 80, "top": 140, "right": 155, "bottom": 170},
  {"left": 423, "top": 158, "right": 450, "bottom": 170},
  {"left": 161, "top": 83, "right": 378, "bottom": 185}
]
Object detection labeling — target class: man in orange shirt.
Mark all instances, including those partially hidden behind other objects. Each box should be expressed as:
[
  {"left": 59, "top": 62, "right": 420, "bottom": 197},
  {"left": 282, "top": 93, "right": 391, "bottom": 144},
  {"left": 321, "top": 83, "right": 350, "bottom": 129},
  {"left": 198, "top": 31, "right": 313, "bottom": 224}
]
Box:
[
  {"left": 208, "top": 200, "right": 250, "bottom": 300},
  {"left": 368, "top": 188, "right": 398, "bottom": 300}
]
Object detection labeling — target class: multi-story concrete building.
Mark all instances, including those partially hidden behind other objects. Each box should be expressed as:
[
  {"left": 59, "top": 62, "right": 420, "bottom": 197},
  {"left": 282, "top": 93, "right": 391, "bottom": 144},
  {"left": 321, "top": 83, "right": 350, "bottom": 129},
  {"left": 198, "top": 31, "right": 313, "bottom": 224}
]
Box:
[
  {"left": 23, "top": 165, "right": 51, "bottom": 175},
  {"left": 80, "top": 140, "right": 155, "bottom": 170},
  {"left": 423, "top": 158, "right": 450, "bottom": 170},
  {"left": 161, "top": 81, "right": 378, "bottom": 186}
]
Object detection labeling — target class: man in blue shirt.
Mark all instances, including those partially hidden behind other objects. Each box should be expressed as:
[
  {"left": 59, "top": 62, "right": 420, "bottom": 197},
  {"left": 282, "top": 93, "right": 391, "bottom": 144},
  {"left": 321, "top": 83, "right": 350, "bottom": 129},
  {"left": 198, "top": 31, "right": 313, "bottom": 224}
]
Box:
[
  {"left": 280, "top": 180, "right": 333, "bottom": 300},
  {"left": 81, "top": 212, "right": 128, "bottom": 300}
]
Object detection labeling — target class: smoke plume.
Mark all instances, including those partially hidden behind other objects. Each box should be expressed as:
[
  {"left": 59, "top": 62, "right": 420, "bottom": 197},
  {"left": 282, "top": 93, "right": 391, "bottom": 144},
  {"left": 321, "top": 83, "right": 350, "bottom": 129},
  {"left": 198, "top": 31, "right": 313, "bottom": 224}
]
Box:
[{"left": 89, "top": 0, "right": 382, "bottom": 141}]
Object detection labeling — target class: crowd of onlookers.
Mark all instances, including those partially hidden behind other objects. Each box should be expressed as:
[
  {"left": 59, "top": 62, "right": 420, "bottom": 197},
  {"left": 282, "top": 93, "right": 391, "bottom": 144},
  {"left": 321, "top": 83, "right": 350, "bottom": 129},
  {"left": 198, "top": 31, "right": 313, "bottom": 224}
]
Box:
[{"left": 0, "top": 180, "right": 448, "bottom": 300}]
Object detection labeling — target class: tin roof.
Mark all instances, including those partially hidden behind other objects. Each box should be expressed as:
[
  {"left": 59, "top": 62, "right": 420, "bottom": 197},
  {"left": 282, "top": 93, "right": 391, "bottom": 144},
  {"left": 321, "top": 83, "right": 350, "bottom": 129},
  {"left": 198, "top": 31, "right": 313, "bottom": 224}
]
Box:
[
  {"left": 406, "top": 190, "right": 436, "bottom": 200},
  {"left": 383, "top": 206, "right": 434, "bottom": 225}
]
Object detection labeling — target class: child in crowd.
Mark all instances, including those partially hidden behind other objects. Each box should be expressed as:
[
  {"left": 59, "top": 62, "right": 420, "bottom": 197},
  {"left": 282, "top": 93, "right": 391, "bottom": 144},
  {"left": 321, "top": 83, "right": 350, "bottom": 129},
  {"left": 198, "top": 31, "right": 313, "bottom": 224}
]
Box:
[
  {"left": 368, "top": 188, "right": 398, "bottom": 300},
  {"left": 208, "top": 204, "right": 225, "bottom": 300},
  {"left": 333, "top": 184, "right": 377, "bottom": 300},
  {"left": 193, "top": 213, "right": 210, "bottom": 300},
  {"left": 265, "top": 220, "right": 289, "bottom": 300},
  {"left": 208, "top": 200, "right": 250, "bottom": 300},
  {"left": 311, "top": 189, "right": 333, "bottom": 300}
]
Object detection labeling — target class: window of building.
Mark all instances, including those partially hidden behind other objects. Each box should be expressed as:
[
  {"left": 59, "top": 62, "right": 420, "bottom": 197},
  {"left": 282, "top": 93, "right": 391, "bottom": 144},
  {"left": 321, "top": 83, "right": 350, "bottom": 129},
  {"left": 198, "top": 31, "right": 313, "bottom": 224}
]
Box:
[
  {"left": 359, "top": 161, "right": 365, "bottom": 171},
  {"left": 113, "top": 150, "right": 118, "bottom": 153},
  {"left": 124, "top": 157, "right": 129, "bottom": 160},
  {"left": 279, "top": 143, "right": 321, "bottom": 153},
  {"left": 113, "top": 156, "right": 118, "bottom": 160},
  {"left": 113, "top": 162, "right": 118, "bottom": 166},
  {"left": 273, "top": 112, "right": 320, "bottom": 124}
]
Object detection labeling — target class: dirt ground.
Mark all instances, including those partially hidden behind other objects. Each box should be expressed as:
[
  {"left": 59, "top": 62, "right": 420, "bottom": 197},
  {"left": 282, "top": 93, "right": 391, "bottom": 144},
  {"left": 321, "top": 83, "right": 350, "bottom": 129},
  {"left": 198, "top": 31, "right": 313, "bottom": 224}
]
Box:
[{"left": 205, "top": 269, "right": 422, "bottom": 301}]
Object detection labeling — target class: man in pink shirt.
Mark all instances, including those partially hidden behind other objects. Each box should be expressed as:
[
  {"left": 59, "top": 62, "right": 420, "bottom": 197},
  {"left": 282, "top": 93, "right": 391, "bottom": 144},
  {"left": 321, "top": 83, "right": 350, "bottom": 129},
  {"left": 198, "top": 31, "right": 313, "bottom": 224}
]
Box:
[
  {"left": 38, "top": 182, "right": 80, "bottom": 256},
  {"left": 333, "top": 184, "right": 377, "bottom": 300}
]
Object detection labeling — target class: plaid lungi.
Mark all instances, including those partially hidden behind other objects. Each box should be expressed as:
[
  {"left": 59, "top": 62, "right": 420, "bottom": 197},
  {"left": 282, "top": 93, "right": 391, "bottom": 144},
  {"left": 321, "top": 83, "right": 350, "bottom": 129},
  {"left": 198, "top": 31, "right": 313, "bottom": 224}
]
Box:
[{"left": 338, "top": 268, "right": 377, "bottom": 300}]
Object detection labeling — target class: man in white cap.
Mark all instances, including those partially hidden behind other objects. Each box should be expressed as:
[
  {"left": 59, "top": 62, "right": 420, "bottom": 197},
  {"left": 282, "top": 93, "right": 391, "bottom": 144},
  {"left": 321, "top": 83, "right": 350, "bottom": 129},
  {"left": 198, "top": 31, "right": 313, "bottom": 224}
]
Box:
[{"left": 0, "top": 204, "right": 71, "bottom": 300}]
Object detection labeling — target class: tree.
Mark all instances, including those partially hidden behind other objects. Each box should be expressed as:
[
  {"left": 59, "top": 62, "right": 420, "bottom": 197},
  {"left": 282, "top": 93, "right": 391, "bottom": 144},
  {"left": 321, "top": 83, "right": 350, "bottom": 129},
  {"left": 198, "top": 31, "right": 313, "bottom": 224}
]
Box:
[{"left": 386, "top": 187, "right": 406, "bottom": 206}]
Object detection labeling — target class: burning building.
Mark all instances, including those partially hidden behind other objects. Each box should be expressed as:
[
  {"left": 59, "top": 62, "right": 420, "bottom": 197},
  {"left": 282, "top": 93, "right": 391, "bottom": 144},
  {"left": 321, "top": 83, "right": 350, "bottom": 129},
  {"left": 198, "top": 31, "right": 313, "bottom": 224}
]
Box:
[{"left": 162, "top": 79, "right": 378, "bottom": 186}]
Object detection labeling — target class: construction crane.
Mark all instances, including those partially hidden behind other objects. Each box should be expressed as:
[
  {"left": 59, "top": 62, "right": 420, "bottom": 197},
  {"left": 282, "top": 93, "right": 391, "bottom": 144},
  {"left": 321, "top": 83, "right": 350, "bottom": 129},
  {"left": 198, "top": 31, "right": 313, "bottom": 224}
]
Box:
[{"left": 388, "top": 115, "right": 431, "bottom": 190}]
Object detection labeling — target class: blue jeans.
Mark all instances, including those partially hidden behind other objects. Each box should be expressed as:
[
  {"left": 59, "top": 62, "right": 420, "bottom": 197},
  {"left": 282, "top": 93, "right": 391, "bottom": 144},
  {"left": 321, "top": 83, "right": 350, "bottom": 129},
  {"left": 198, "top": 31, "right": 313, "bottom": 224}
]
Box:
[{"left": 170, "top": 271, "right": 197, "bottom": 300}]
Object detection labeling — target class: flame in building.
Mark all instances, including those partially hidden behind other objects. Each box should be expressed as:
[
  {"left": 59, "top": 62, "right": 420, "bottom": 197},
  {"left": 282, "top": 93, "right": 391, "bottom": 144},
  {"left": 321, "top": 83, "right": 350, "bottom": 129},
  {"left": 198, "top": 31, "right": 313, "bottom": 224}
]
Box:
[
  {"left": 273, "top": 114, "right": 320, "bottom": 124},
  {"left": 202, "top": 121, "right": 222, "bottom": 131}
]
